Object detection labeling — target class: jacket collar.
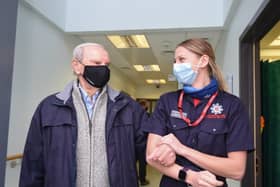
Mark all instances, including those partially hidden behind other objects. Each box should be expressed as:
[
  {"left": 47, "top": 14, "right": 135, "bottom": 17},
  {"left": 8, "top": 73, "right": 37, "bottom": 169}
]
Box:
[{"left": 56, "top": 80, "right": 121, "bottom": 104}]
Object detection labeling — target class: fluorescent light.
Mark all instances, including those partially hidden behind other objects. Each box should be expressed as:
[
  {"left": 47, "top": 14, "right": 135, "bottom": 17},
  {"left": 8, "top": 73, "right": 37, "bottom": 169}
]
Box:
[
  {"left": 159, "top": 79, "right": 166, "bottom": 84},
  {"left": 146, "top": 79, "right": 154, "bottom": 84},
  {"left": 270, "top": 40, "right": 280, "bottom": 46},
  {"left": 150, "top": 65, "right": 160, "bottom": 71},
  {"left": 146, "top": 79, "right": 166, "bottom": 84},
  {"left": 133, "top": 64, "right": 160, "bottom": 72},
  {"left": 107, "top": 34, "right": 150, "bottom": 48},
  {"left": 260, "top": 49, "right": 280, "bottom": 57},
  {"left": 270, "top": 35, "right": 280, "bottom": 46},
  {"left": 130, "top": 35, "right": 149, "bottom": 48},
  {"left": 107, "top": 35, "right": 129, "bottom": 48},
  {"left": 133, "top": 65, "right": 145, "bottom": 71}
]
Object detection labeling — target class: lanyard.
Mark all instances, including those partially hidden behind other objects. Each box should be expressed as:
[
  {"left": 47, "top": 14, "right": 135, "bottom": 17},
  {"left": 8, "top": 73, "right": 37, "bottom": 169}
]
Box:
[{"left": 177, "top": 90, "right": 218, "bottom": 127}]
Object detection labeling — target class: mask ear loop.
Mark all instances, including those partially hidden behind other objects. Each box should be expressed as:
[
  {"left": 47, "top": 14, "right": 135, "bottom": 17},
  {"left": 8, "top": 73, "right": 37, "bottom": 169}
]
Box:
[
  {"left": 193, "top": 59, "right": 202, "bottom": 73},
  {"left": 194, "top": 55, "right": 207, "bottom": 73},
  {"left": 72, "top": 59, "right": 84, "bottom": 76}
]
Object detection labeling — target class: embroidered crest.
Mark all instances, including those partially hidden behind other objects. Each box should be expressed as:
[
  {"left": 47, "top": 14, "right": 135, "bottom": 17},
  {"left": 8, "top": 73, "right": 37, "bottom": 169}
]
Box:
[{"left": 210, "top": 103, "right": 223, "bottom": 115}]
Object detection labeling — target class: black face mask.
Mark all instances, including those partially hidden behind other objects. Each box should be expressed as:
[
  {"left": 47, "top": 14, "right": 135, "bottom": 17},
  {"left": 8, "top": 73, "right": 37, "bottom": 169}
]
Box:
[{"left": 83, "top": 65, "right": 110, "bottom": 88}]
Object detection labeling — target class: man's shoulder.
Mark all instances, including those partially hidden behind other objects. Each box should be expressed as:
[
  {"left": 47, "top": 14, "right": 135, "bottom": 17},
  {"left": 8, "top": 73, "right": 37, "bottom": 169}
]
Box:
[
  {"left": 36, "top": 92, "right": 65, "bottom": 109},
  {"left": 115, "top": 92, "right": 137, "bottom": 106},
  {"left": 41, "top": 92, "right": 60, "bottom": 102},
  {"left": 107, "top": 87, "right": 132, "bottom": 102}
]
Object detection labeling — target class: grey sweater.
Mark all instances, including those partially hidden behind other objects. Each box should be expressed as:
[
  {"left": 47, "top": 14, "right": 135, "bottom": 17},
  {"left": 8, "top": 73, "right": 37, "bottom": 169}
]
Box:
[{"left": 72, "top": 81, "right": 109, "bottom": 187}]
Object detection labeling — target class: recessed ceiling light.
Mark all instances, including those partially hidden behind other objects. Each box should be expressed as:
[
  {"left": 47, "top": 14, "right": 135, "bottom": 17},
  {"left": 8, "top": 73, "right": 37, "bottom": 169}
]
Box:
[
  {"left": 133, "top": 65, "right": 160, "bottom": 72},
  {"left": 146, "top": 79, "right": 166, "bottom": 84},
  {"left": 107, "top": 35, "right": 150, "bottom": 48},
  {"left": 269, "top": 35, "right": 280, "bottom": 46},
  {"left": 130, "top": 35, "right": 150, "bottom": 48},
  {"left": 133, "top": 65, "right": 145, "bottom": 71}
]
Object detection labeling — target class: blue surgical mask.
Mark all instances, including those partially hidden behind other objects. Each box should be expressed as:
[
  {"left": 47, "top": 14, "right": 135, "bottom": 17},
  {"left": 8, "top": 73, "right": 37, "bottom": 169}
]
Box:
[{"left": 173, "top": 62, "right": 197, "bottom": 85}]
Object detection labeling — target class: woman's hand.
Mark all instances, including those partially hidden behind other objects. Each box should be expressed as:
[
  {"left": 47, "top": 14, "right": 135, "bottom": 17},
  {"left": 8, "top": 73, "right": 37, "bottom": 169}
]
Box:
[
  {"left": 188, "top": 170, "right": 224, "bottom": 187},
  {"left": 160, "top": 133, "right": 185, "bottom": 155}
]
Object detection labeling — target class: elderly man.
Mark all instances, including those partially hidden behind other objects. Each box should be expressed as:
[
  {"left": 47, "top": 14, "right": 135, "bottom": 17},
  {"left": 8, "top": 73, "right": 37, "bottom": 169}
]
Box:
[{"left": 19, "top": 43, "right": 148, "bottom": 187}]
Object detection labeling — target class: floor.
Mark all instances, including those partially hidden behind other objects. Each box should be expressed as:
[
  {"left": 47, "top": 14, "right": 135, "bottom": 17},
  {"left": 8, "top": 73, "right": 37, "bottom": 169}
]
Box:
[{"left": 139, "top": 165, "right": 161, "bottom": 187}]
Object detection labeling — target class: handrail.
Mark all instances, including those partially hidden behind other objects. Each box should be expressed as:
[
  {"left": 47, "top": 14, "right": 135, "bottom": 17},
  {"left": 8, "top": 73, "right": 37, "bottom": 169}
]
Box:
[{"left": 6, "top": 154, "right": 23, "bottom": 161}]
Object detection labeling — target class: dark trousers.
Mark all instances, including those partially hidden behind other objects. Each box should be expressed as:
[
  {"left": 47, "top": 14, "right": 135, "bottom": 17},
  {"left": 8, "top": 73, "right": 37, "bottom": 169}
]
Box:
[{"left": 136, "top": 148, "right": 147, "bottom": 182}]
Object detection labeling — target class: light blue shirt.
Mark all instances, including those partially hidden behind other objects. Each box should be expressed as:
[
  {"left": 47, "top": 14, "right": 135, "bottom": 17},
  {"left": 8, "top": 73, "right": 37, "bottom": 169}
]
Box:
[{"left": 78, "top": 84, "right": 100, "bottom": 118}]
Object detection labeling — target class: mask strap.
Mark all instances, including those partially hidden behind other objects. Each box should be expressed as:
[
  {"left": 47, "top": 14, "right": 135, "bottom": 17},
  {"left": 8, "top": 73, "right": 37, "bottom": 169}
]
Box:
[{"left": 193, "top": 57, "right": 204, "bottom": 72}]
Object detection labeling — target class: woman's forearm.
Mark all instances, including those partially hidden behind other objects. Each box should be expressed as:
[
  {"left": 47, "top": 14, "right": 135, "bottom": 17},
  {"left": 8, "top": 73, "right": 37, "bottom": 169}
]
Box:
[
  {"left": 161, "top": 133, "right": 247, "bottom": 180},
  {"left": 146, "top": 158, "right": 183, "bottom": 181},
  {"left": 146, "top": 133, "right": 224, "bottom": 186},
  {"left": 179, "top": 146, "right": 247, "bottom": 180}
]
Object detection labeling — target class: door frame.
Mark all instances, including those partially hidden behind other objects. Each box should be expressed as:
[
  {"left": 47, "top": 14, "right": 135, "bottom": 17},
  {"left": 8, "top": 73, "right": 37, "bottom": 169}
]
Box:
[
  {"left": 239, "top": 0, "right": 280, "bottom": 186},
  {"left": 0, "top": 0, "right": 19, "bottom": 186}
]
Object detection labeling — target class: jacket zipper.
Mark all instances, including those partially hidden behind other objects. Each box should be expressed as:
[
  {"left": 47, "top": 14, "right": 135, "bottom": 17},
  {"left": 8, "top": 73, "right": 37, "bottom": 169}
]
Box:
[{"left": 89, "top": 119, "right": 92, "bottom": 187}]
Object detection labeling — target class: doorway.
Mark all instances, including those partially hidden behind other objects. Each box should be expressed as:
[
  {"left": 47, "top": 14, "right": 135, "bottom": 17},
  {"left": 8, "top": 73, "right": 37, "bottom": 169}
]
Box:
[
  {"left": 260, "top": 21, "right": 280, "bottom": 187},
  {"left": 239, "top": 0, "right": 280, "bottom": 186}
]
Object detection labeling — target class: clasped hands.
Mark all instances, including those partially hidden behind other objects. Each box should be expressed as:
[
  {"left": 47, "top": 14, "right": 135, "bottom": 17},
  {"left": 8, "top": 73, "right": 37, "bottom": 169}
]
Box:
[
  {"left": 147, "top": 133, "right": 224, "bottom": 187},
  {"left": 147, "top": 133, "right": 185, "bottom": 166}
]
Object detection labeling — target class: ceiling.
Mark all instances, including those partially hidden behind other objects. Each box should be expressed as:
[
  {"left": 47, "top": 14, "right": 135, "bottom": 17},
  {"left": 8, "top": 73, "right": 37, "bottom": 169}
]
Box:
[
  {"left": 260, "top": 21, "right": 280, "bottom": 62},
  {"left": 20, "top": 0, "right": 229, "bottom": 88},
  {"left": 78, "top": 29, "right": 221, "bottom": 87},
  {"left": 21, "top": 0, "right": 240, "bottom": 88}
]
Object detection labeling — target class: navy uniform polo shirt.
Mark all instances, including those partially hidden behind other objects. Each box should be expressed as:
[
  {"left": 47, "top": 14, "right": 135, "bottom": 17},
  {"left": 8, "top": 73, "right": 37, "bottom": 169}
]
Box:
[{"left": 144, "top": 90, "right": 254, "bottom": 187}]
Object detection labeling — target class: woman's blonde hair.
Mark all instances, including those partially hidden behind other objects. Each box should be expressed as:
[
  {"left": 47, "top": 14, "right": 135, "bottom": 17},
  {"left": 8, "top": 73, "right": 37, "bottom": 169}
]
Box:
[{"left": 177, "top": 38, "right": 227, "bottom": 91}]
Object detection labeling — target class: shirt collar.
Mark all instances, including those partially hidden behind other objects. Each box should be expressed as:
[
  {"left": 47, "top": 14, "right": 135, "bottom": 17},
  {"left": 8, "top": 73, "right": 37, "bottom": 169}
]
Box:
[{"left": 78, "top": 83, "right": 100, "bottom": 103}]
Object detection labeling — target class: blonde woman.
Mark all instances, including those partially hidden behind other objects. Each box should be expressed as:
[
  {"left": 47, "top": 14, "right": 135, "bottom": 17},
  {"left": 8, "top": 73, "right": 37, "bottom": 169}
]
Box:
[{"left": 145, "top": 38, "right": 254, "bottom": 187}]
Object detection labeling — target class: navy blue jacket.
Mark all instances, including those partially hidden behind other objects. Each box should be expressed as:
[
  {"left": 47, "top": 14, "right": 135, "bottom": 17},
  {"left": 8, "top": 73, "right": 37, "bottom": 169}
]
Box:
[{"left": 19, "top": 82, "right": 147, "bottom": 187}]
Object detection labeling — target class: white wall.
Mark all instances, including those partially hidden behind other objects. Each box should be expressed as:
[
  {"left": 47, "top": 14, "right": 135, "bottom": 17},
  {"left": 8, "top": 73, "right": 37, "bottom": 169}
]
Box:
[
  {"left": 223, "top": 0, "right": 234, "bottom": 23},
  {"left": 216, "top": 0, "right": 265, "bottom": 96},
  {"left": 24, "top": 0, "right": 67, "bottom": 30},
  {"left": 65, "top": 0, "right": 223, "bottom": 32},
  {"left": 8, "top": 1, "right": 81, "bottom": 156},
  {"left": 223, "top": 0, "right": 233, "bottom": 18},
  {"left": 23, "top": 0, "right": 225, "bottom": 33}
]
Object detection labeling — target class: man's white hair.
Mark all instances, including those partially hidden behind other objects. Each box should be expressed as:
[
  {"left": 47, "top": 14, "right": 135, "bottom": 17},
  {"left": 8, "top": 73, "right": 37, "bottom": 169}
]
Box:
[{"left": 72, "top": 43, "right": 105, "bottom": 62}]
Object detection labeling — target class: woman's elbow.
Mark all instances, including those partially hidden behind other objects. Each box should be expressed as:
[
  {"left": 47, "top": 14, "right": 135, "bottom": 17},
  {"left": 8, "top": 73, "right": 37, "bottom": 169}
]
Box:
[
  {"left": 231, "top": 167, "right": 246, "bottom": 180},
  {"left": 228, "top": 151, "right": 247, "bottom": 180}
]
